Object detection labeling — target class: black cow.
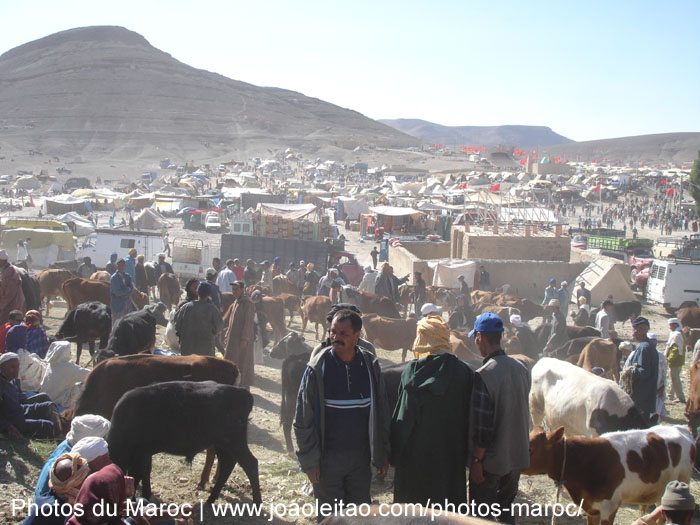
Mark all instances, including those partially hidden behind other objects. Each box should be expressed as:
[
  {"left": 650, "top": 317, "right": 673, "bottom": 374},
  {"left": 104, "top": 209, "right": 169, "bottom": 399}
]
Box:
[
  {"left": 108, "top": 380, "right": 261, "bottom": 504},
  {"left": 17, "top": 268, "right": 41, "bottom": 312},
  {"left": 96, "top": 309, "right": 156, "bottom": 363},
  {"left": 270, "top": 332, "right": 312, "bottom": 454},
  {"left": 56, "top": 301, "right": 111, "bottom": 364},
  {"left": 590, "top": 301, "right": 643, "bottom": 327},
  {"left": 534, "top": 324, "right": 601, "bottom": 351},
  {"left": 49, "top": 259, "right": 80, "bottom": 273}
]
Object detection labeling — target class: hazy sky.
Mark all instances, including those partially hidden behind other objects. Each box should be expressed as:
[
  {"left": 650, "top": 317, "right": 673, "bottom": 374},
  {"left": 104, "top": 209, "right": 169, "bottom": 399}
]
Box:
[{"left": 3, "top": 0, "right": 699, "bottom": 142}]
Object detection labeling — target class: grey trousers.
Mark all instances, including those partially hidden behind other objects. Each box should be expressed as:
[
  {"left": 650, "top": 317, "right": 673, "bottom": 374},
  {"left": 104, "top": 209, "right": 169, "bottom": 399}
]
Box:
[
  {"left": 469, "top": 470, "right": 520, "bottom": 524},
  {"left": 669, "top": 366, "right": 685, "bottom": 402},
  {"left": 313, "top": 448, "right": 371, "bottom": 522}
]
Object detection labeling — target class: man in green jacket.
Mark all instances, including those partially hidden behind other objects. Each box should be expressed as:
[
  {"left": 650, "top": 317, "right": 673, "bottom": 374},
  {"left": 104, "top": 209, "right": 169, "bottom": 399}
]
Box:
[{"left": 294, "top": 309, "right": 390, "bottom": 522}]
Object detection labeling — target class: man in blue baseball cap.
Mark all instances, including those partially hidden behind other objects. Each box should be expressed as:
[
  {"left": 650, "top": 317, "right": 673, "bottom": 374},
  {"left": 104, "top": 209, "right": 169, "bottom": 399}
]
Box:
[
  {"left": 625, "top": 316, "right": 659, "bottom": 423},
  {"left": 468, "top": 312, "right": 531, "bottom": 523}
]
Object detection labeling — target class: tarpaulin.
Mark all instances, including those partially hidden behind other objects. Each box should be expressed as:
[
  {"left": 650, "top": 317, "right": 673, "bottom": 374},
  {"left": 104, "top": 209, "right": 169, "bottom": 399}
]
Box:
[
  {"left": 256, "top": 203, "right": 317, "bottom": 220},
  {"left": 427, "top": 259, "right": 477, "bottom": 288}
]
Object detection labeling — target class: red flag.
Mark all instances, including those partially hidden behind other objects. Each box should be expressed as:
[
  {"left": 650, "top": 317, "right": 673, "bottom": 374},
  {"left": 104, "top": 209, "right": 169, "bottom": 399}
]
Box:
[
  {"left": 490, "top": 183, "right": 501, "bottom": 192},
  {"left": 519, "top": 158, "right": 527, "bottom": 165},
  {"left": 591, "top": 160, "right": 597, "bottom": 164},
  {"left": 591, "top": 184, "right": 601, "bottom": 192},
  {"left": 459, "top": 182, "right": 468, "bottom": 190},
  {"left": 666, "top": 188, "right": 675, "bottom": 195},
  {"left": 661, "top": 179, "right": 667, "bottom": 185}
]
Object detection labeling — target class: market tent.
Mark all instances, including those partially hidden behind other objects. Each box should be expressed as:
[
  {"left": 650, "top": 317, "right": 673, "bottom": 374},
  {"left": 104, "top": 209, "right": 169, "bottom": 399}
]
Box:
[
  {"left": 576, "top": 259, "right": 636, "bottom": 306},
  {"left": 15, "top": 176, "right": 41, "bottom": 190},
  {"left": 256, "top": 202, "right": 317, "bottom": 220},
  {"left": 134, "top": 208, "right": 169, "bottom": 230},
  {"left": 336, "top": 197, "right": 369, "bottom": 221},
  {"left": 44, "top": 195, "right": 89, "bottom": 215},
  {"left": 56, "top": 212, "right": 95, "bottom": 236},
  {"left": 369, "top": 206, "right": 423, "bottom": 217},
  {"left": 1, "top": 228, "right": 76, "bottom": 268},
  {"left": 427, "top": 259, "right": 477, "bottom": 288}
]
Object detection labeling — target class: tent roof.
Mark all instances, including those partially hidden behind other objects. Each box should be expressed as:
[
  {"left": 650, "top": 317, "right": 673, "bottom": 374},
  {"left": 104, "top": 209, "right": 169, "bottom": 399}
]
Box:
[{"left": 369, "top": 206, "right": 423, "bottom": 217}]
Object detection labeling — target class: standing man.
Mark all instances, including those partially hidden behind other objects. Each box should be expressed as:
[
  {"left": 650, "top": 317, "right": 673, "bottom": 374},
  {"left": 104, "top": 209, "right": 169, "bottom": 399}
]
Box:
[
  {"left": 174, "top": 281, "right": 222, "bottom": 357},
  {"left": 412, "top": 272, "right": 426, "bottom": 316},
  {"left": 543, "top": 299, "right": 567, "bottom": 353},
  {"left": 124, "top": 248, "right": 137, "bottom": 281},
  {"left": 134, "top": 255, "right": 148, "bottom": 296},
  {"left": 557, "top": 281, "right": 571, "bottom": 317},
  {"left": 541, "top": 278, "right": 557, "bottom": 306},
  {"left": 212, "top": 257, "right": 222, "bottom": 275},
  {"left": 468, "top": 313, "right": 531, "bottom": 524},
  {"left": 216, "top": 259, "right": 237, "bottom": 292},
  {"left": 162, "top": 230, "right": 171, "bottom": 258},
  {"left": 595, "top": 300, "right": 614, "bottom": 340},
  {"left": 204, "top": 268, "right": 222, "bottom": 310},
  {"left": 294, "top": 310, "right": 390, "bottom": 522},
  {"left": 477, "top": 265, "right": 491, "bottom": 291},
  {"left": 626, "top": 317, "right": 659, "bottom": 422},
  {"left": 109, "top": 259, "right": 134, "bottom": 327},
  {"left": 358, "top": 266, "right": 377, "bottom": 294},
  {"left": 231, "top": 259, "right": 245, "bottom": 282},
  {"left": 105, "top": 252, "right": 118, "bottom": 275},
  {"left": 458, "top": 274, "right": 471, "bottom": 298},
  {"left": 77, "top": 257, "right": 97, "bottom": 279},
  {"left": 244, "top": 260, "right": 259, "bottom": 287},
  {"left": 665, "top": 318, "right": 686, "bottom": 404},
  {"left": 370, "top": 247, "right": 379, "bottom": 270},
  {"left": 153, "top": 253, "right": 174, "bottom": 283},
  {"left": 224, "top": 281, "right": 256, "bottom": 389},
  {"left": 0, "top": 250, "right": 25, "bottom": 325},
  {"left": 575, "top": 281, "right": 591, "bottom": 305}
]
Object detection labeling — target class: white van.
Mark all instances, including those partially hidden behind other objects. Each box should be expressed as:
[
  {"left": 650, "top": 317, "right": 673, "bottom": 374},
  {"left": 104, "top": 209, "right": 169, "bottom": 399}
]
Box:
[
  {"left": 77, "top": 228, "right": 164, "bottom": 265},
  {"left": 645, "top": 259, "right": 700, "bottom": 313}
]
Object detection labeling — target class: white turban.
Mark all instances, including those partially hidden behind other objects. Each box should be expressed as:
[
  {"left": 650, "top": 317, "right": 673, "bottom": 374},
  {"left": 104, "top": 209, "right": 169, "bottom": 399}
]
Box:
[
  {"left": 0, "top": 249, "right": 8, "bottom": 261},
  {"left": 668, "top": 318, "right": 682, "bottom": 328},
  {"left": 509, "top": 314, "right": 523, "bottom": 328},
  {"left": 0, "top": 352, "right": 19, "bottom": 365},
  {"left": 72, "top": 437, "right": 109, "bottom": 462},
  {"left": 67, "top": 414, "right": 111, "bottom": 446}
]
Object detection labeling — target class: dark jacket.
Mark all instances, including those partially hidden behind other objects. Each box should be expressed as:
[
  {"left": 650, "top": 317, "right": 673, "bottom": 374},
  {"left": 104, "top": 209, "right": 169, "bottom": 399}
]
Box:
[
  {"left": 629, "top": 339, "right": 660, "bottom": 417},
  {"left": 391, "top": 353, "right": 474, "bottom": 505},
  {"left": 154, "top": 261, "right": 174, "bottom": 282}
]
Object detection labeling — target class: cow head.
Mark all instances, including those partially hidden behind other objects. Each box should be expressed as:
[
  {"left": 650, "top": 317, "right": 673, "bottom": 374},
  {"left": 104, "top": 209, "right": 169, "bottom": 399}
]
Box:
[
  {"left": 340, "top": 285, "right": 360, "bottom": 305},
  {"left": 269, "top": 331, "right": 311, "bottom": 360},
  {"left": 523, "top": 426, "right": 565, "bottom": 476}
]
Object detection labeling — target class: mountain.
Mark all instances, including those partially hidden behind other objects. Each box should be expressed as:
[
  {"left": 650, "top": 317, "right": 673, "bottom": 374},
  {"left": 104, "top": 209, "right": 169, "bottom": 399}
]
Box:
[
  {"left": 541, "top": 133, "right": 700, "bottom": 165},
  {"left": 0, "top": 26, "right": 417, "bottom": 161},
  {"left": 378, "top": 118, "right": 572, "bottom": 148}
]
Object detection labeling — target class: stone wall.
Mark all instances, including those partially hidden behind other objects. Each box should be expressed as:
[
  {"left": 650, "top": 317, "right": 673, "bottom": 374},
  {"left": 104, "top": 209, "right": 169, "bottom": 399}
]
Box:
[{"left": 451, "top": 227, "right": 571, "bottom": 262}]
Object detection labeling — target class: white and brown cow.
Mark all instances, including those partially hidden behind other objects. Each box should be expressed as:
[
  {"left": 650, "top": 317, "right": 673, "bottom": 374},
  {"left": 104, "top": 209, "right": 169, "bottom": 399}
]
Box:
[
  {"left": 530, "top": 358, "right": 648, "bottom": 437},
  {"left": 525, "top": 425, "right": 696, "bottom": 525}
]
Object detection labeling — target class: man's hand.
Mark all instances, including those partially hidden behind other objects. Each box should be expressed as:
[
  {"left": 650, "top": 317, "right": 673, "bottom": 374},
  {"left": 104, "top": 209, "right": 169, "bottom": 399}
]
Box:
[
  {"left": 124, "top": 476, "right": 135, "bottom": 498},
  {"left": 470, "top": 461, "right": 485, "bottom": 484},
  {"left": 306, "top": 466, "right": 320, "bottom": 484}
]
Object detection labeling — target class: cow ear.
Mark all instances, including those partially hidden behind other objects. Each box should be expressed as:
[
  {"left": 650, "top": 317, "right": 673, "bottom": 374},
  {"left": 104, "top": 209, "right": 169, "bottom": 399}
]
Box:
[{"left": 549, "top": 426, "right": 565, "bottom": 441}]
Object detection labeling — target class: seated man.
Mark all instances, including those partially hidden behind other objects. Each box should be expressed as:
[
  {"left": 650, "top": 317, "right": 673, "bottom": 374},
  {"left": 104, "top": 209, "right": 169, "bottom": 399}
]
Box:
[
  {"left": 24, "top": 310, "right": 50, "bottom": 360},
  {"left": 0, "top": 309, "right": 24, "bottom": 353},
  {"left": 0, "top": 353, "right": 60, "bottom": 439},
  {"left": 34, "top": 414, "right": 111, "bottom": 500}
]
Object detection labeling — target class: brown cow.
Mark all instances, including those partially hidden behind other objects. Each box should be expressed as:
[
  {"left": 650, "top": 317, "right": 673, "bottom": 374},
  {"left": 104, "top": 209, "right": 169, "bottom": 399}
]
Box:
[
  {"left": 62, "top": 278, "right": 146, "bottom": 311},
  {"left": 90, "top": 271, "right": 111, "bottom": 282},
  {"left": 576, "top": 338, "right": 619, "bottom": 380},
  {"left": 301, "top": 295, "right": 332, "bottom": 340},
  {"left": 426, "top": 286, "right": 458, "bottom": 310},
  {"left": 38, "top": 268, "right": 74, "bottom": 316},
  {"left": 272, "top": 275, "right": 299, "bottom": 296},
  {"left": 341, "top": 287, "right": 401, "bottom": 318},
  {"left": 684, "top": 327, "right": 700, "bottom": 353},
  {"left": 685, "top": 362, "right": 700, "bottom": 434},
  {"left": 361, "top": 314, "right": 417, "bottom": 362},
  {"left": 277, "top": 293, "right": 301, "bottom": 326},
  {"left": 397, "top": 284, "right": 413, "bottom": 316},
  {"left": 222, "top": 295, "right": 287, "bottom": 345},
  {"left": 470, "top": 290, "right": 499, "bottom": 304},
  {"left": 678, "top": 307, "right": 700, "bottom": 329},
  {"left": 74, "top": 354, "right": 239, "bottom": 489},
  {"left": 449, "top": 330, "right": 481, "bottom": 362},
  {"left": 472, "top": 303, "right": 517, "bottom": 327},
  {"left": 158, "top": 273, "right": 181, "bottom": 311}
]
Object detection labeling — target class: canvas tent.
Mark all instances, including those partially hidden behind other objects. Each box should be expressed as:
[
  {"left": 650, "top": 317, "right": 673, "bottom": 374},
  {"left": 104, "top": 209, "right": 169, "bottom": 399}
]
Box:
[
  {"left": 56, "top": 212, "right": 95, "bottom": 236},
  {"left": 134, "top": 208, "right": 169, "bottom": 230},
  {"left": 1, "top": 228, "right": 76, "bottom": 269},
  {"left": 256, "top": 202, "right": 317, "bottom": 220},
  {"left": 576, "top": 259, "right": 636, "bottom": 305},
  {"left": 427, "top": 259, "right": 477, "bottom": 288},
  {"left": 15, "top": 176, "right": 41, "bottom": 190},
  {"left": 44, "top": 195, "right": 89, "bottom": 215},
  {"left": 336, "top": 197, "right": 369, "bottom": 221}
]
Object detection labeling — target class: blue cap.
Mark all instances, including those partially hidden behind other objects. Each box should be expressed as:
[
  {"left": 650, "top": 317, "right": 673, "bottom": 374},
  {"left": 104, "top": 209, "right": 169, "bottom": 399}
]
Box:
[
  {"left": 549, "top": 278, "right": 556, "bottom": 283},
  {"left": 468, "top": 312, "right": 505, "bottom": 338},
  {"left": 196, "top": 280, "right": 213, "bottom": 297},
  {"left": 631, "top": 316, "right": 649, "bottom": 327}
]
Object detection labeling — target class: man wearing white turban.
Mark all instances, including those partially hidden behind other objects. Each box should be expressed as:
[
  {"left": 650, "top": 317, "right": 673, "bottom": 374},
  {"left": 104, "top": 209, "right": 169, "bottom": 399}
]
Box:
[
  {"left": 72, "top": 436, "right": 111, "bottom": 471},
  {"left": 34, "top": 414, "right": 110, "bottom": 501}
]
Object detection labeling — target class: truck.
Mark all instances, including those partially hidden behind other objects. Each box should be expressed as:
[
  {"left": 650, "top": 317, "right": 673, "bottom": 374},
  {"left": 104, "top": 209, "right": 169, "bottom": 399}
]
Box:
[
  {"left": 77, "top": 228, "right": 164, "bottom": 265},
  {"left": 171, "top": 237, "right": 221, "bottom": 281},
  {"left": 219, "top": 234, "right": 364, "bottom": 286},
  {"left": 586, "top": 234, "right": 654, "bottom": 272},
  {"left": 645, "top": 259, "right": 700, "bottom": 313}
]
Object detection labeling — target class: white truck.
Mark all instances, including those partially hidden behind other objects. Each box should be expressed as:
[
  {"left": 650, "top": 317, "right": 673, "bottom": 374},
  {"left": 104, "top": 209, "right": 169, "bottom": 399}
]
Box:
[
  {"left": 171, "top": 237, "right": 221, "bottom": 281},
  {"left": 77, "top": 228, "right": 164, "bottom": 265},
  {"left": 645, "top": 259, "right": 700, "bottom": 313}
]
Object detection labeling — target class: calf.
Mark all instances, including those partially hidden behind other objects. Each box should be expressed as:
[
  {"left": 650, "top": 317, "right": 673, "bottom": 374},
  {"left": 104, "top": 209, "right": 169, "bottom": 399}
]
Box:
[
  {"left": 272, "top": 275, "right": 299, "bottom": 296},
  {"left": 97, "top": 309, "right": 157, "bottom": 363},
  {"left": 108, "top": 380, "right": 261, "bottom": 504},
  {"left": 449, "top": 330, "right": 481, "bottom": 362},
  {"left": 301, "top": 295, "right": 332, "bottom": 340},
  {"left": 56, "top": 301, "right": 111, "bottom": 364},
  {"left": 62, "top": 277, "right": 146, "bottom": 311},
  {"left": 684, "top": 327, "right": 700, "bottom": 353},
  {"left": 269, "top": 332, "right": 312, "bottom": 454},
  {"left": 525, "top": 425, "right": 695, "bottom": 525},
  {"left": 38, "top": 268, "right": 73, "bottom": 316},
  {"left": 678, "top": 307, "right": 700, "bottom": 329},
  {"left": 577, "top": 338, "right": 620, "bottom": 380},
  {"left": 341, "top": 287, "right": 401, "bottom": 318},
  {"left": 361, "top": 313, "right": 417, "bottom": 362},
  {"left": 158, "top": 273, "right": 181, "bottom": 311},
  {"left": 472, "top": 303, "right": 516, "bottom": 327},
  {"left": 277, "top": 292, "right": 302, "bottom": 326},
  {"left": 90, "top": 271, "right": 111, "bottom": 282},
  {"left": 530, "top": 358, "right": 648, "bottom": 437}
]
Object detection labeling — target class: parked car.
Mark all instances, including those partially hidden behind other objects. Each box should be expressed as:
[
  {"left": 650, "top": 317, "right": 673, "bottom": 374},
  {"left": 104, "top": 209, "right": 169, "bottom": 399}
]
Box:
[{"left": 205, "top": 213, "right": 223, "bottom": 233}]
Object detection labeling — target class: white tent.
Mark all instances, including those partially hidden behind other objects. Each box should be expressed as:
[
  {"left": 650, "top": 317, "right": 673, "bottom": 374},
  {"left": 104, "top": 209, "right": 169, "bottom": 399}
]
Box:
[
  {"left": 576, "top": 259, "right": 636, "bottom": 306},
  {"left": 15, "top": 175, "right": 40, "bottom": 190},
  {"left": 428, "top": 259, "right": 477, "bottom": 288}
]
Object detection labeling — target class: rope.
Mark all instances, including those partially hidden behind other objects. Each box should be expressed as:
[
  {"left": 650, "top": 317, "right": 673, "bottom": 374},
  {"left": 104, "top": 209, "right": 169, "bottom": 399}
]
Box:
[{"left": 552, "top": 436, "right": 567, "bottom": 525}]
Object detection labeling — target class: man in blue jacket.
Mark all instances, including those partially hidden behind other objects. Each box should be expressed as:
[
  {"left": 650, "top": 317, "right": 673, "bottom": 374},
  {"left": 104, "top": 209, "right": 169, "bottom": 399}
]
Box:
[
  {"left": 110, "top": 258, "right": 134, "bottom": 326},
  {"left": 294, "top": 309, "right": 390, "bottom": 521},
  {"left": 627, "top": 316, "right": 659, "bottom": 423}
]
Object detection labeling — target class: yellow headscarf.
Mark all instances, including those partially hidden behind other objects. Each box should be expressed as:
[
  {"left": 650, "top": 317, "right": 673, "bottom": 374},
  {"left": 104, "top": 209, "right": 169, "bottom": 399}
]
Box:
[
  {"left": 49, "top": 452, "right": 90, "bottom": 505},
  {"left": 412, "top": 314, "right": 452, "bottom": 359}
]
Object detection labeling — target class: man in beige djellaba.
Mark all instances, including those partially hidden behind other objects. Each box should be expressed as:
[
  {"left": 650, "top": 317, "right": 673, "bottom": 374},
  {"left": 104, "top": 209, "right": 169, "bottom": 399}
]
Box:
[{"left": 224, "top": 280, "right": 256, "bottom": 389}]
